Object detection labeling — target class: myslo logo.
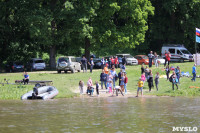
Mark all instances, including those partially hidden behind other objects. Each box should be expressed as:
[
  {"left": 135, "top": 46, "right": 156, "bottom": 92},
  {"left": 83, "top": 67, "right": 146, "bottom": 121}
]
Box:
[{"left": 172, "top": 127, "right": 198, "bottom": 132}]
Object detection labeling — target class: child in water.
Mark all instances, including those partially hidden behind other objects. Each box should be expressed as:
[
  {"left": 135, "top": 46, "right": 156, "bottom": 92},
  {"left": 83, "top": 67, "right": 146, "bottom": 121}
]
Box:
[
  {"left": 109, "top": 80, "right": 113, "bottom": 94},
  {"left": 79, "top": 80, "right": 84, "bottom": 95}
]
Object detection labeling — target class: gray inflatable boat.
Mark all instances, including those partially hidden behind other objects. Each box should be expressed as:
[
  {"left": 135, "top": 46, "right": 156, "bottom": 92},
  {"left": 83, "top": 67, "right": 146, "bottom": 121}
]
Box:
[{"left": 21, "top": 86, "right": 59, "bottom": 100}]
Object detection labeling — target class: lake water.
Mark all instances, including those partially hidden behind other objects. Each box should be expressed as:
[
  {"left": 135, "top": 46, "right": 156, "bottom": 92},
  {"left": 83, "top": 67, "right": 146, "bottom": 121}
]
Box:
[{"left": 0, "top": 97, "right": 199, "bottom": 133}]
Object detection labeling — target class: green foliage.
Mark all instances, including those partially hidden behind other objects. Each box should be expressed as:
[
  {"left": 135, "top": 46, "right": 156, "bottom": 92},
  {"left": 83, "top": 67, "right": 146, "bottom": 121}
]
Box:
[{"left": 143, "top": 0, "right": 200, "bottom": 54}]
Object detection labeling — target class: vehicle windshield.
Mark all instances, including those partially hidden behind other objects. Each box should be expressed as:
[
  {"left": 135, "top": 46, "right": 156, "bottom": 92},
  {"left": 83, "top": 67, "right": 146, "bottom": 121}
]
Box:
[
  {"left": 59, "top": 58, "right": 69, "bottom": 63},
  {"left": 93, "top": 58, "right": 101, "bottom": 61},
  {"left": 116, "top": 55, "right": 123, "bottom": 58},
  {"left": 124, "top": 55, "right": 133, "bottom": 58},
  {"left": 14, "top": 62, "right": 23, "bottom": 65},
  {"left": 142, "top": 56, "right": 148, "bottom": 59},
  {"left": 181, "top": 50, "right": 190, "bottom": 54},
  {"left": 35, "top": 60, "right": 44, "bottom": 63}
]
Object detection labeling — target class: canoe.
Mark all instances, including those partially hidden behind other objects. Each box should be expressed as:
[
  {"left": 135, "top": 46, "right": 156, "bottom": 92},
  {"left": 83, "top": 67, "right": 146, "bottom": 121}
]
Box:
[{"left": 21, "top": 86, "right": 59, "bottom": 100}]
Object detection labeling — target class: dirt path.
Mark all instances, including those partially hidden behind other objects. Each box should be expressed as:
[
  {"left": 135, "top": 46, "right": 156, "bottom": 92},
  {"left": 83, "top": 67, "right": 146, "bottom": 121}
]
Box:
[
  {"left": 72, "top": 86, "right": 140, "bottom": 98},
  {"left": 72, "top": 86, "right": 168, "bottom": 98}
]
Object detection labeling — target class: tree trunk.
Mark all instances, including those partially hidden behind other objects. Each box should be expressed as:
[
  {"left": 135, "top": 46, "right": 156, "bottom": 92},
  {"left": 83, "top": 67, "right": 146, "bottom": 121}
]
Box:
[
  {"left": 48, "top": 0, "right": 58, "bottom": 69},
  {"left": 85, "top": 37, "right": 91, "bottom": 60},
  {"left": 49, "top": 45, "right": 56, "bottom": 69}
]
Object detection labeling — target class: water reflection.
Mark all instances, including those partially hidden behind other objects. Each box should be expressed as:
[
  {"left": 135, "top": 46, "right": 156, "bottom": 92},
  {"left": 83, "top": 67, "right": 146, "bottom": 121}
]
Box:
[{"left": 0, "top": 97, "right": 199, "bottom": 133}]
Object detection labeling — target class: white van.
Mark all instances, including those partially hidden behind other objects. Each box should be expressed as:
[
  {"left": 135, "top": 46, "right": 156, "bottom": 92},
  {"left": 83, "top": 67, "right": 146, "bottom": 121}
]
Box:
[{"left": 161, "top": 44, "right": 193, "bottom": 62}]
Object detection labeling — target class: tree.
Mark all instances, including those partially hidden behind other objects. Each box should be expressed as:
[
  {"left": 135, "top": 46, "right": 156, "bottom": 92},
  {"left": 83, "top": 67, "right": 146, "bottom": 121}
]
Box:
[
  {"left": 69, "top": 0, "right": 154, "bottom": 59},
  {"left": 0, "top": 0, "right": 154, "bottom": 70},
  {"left": 144, "top": 0, "right": 200, "bottom": 53}
]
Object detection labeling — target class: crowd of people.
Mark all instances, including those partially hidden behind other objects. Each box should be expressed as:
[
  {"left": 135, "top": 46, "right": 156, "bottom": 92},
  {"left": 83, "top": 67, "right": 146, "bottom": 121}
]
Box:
[
  {"left": 21, "top": 52, "right": 197, "bottom": 98},
  {"left": 79, "top": 59, "right": 128, "bottom": 96},
  {"left": 147, "top": 50, "right": 171, "bottom": 68},
  {"left": 136, "top": 51, "right": 197, "bottom": 97},
  {"left": 79, "top": 52, "right": 197, "bottom": 97},
  {"left": 80, "top": 55, "right": 127, "bottom": 73}
]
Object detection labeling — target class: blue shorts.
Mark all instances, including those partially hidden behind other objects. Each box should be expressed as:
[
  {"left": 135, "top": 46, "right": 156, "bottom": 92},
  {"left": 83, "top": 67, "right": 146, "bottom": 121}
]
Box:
[{"left": 137, "top": 87, "right": 143, "bottom": 92}]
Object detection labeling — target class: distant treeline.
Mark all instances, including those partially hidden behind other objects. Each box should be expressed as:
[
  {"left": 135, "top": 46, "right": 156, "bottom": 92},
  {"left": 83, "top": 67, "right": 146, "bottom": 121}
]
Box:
[{"left": 0, "top": 0, "right": 200, "bottom": 69}]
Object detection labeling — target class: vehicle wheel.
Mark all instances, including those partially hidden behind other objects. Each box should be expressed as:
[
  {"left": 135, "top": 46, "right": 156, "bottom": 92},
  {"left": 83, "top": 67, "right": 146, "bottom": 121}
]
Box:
[
  {"left": 71, "top": 68, "right": 75, "bottom": 73},
  {"left": 57, "top": 70, "right": 61, "bottom": 73},
  {"left": 64, "top": 70, "right": 67, "bottom": 73}
]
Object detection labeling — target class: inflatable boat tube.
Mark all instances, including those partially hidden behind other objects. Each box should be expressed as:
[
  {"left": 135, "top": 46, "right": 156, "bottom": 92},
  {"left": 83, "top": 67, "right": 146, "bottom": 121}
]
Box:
[{"left": 21, "top": 86, "right": 59, "bottom": 100}]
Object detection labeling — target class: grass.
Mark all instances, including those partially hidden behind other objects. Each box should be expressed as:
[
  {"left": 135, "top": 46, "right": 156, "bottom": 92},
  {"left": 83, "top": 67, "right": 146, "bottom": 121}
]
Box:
[{"left": 0, "top": 62, "right": 199, "bottom": 99}]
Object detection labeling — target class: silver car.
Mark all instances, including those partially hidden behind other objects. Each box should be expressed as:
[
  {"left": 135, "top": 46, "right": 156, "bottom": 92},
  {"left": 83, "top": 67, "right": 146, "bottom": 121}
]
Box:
[
  {"left": 27, "top": 58, "right": 46, "bottom": 71},
  {"left": 56, "top": 56, "right": 81, "bottom": 73}
]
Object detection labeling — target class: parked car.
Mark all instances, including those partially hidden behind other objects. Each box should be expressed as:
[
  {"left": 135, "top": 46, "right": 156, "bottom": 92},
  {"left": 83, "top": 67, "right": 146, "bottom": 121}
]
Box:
[
  {"left": 135, "top": 55, "right": 150, "bottom": 65},
  {"left": 157, "top": 55, "right": 165, "bottom": 65},
  {"left": 135, "top": 55, "right": 161, "bottom": 65},
  {"left": 26, "top": 58, "right": 46, "bottom": 71},
  {"left": 76, "top": 57, "right": 82, "bottom": 63},
  {"left": 56, "top": 56, "right": 81, "bottom": 73},
  {"left": 116, "top": 54, "right": 138, "bottom": 65},
  {"left": 93, "top": 58, "right": 102, "bottom": 69},
  {"left": 5, "top": 61, "right": 24, "bottom": 72},
  {"left": 161, "top": 44, "right": 193, "bottom": 62}
]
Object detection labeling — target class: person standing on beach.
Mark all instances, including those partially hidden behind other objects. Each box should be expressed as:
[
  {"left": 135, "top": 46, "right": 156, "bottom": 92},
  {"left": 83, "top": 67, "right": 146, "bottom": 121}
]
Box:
[
  {"left": 81, "top": 56, "right": 87, "bottom": 72},
  {"left": 144, "top": 66, "right": 149, "bottom": 81},
  {"left": 165, "top": 65, "right": 170, "bottom": 80},
  {"left": 122, "top": 56, "right": 127, "bottom": 65},
  {"left": 108, "top": 80, "right": 113, "bottom": 94},
  {"left": 191, "top": 64, "right": 197, "bottom": 82},
  {"left": 136, "top": 78, "right": 143, "bottom": 97},
  {"left": 124, "top": 73, "right": 128, "bottom": 94},
  {"left": 121, "top": 64, "right": 126, "bottom": 73},
  {"left": 166, "top": 52, "right": 171, "bottom": 66},
  {"left": 155, "top": 72, "right": 159, "bottom": 91},
  {"left": 154, "top": 52, "right": 158, "bottom": 68},
  {"left": 110, "top": 67, "right": 117, "bottom": 88},
  {"left": 95, "top": 81, "right": 99, "bottom": 96},
  {"left": 141, "top": 72, "right": 146, "bottom": 84},
  {"left": 115, "top": 56, "right": 119, "bottom": 69},
  {"left": 141, "top": 64, "right": 145, "bottom": 74},
  {"left": 171, "top": 71, "right": 178, "bottom": 90},
  {"left": 88, "top": 58, "right": 94, "bottom": 73},
  {"left": 106, "top": 72, "right": 113, "bottom": 92},
  {"left": 175, "top": 66, "right": 181, "bottom": 83},
  {"left": 100, "top": 70, "right": 107, "bottom": 89},
  {"left": 79, "top": 80, "right": 84, "bottom": 94},
  {"left": 104, "top": 64, "right": 109, "bottom": 74},
  {"left": 111, "top": 56, "right": 115, "bottom": 68},
  {"left": 147, "top": 71, "right": 153, "bottom": 92},
  {"left": 118, "top": 69, "right": 123, "bottom": 86},
  {"left": 101, "top": 57, "right": 105, "bottom": 70},
  {"left": 164, "top": 50, "right": 167, "bottom": 67},
  {"left": 120, "top": 73, "right": 125, "bottom": 92},
  {"left": 108, "top": 57, "right": 112, "bottom": 69},
  {"left": 148, "top": 51, "right": 154, "bottom": 68},
  {"left": 87, "top": 77, "right": 93, "bottom": 95}
]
